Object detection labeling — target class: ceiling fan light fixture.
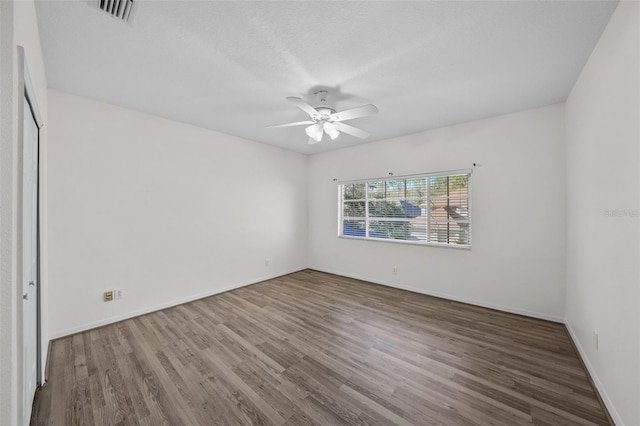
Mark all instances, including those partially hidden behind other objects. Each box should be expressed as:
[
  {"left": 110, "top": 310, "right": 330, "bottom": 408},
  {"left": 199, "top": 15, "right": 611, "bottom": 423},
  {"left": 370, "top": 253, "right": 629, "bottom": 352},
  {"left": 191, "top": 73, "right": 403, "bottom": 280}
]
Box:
[
  {"left": 323, "top": 122, "right": 340, "bottom": 140},
  {"left": 305, "top": 124, "right": 323, "bottom": 142}
]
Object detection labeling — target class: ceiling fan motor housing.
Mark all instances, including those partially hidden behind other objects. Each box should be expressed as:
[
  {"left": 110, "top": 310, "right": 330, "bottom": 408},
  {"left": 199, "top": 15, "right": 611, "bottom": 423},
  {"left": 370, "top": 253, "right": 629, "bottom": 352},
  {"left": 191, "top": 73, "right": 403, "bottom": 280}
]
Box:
[{"left": 313, "top": 107, "right": 336, "bottom": 121}]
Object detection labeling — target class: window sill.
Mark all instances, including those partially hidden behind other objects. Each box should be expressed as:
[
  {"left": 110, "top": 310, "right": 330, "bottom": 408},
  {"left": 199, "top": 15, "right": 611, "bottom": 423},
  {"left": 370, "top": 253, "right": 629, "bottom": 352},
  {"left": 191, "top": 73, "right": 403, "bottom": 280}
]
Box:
[{"left": 338, "top": 235, "right": 471, "bottom": 250}]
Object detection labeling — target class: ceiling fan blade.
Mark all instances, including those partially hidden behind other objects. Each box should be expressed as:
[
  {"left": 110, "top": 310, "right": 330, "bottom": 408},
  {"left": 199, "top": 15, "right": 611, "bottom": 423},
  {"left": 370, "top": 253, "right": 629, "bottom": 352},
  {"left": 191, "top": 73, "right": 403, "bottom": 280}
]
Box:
[
  {"left": 265, "top": 120, "right": 314, "bottom": 128},
  {"left": 307, "top": 137, "right": 323, "bottom": 145},
  {"left": 330, "top": 104, "right": 378, "bottom": 122},
  {"left": 334, "top": 122, "right": 370, "bottom": 139},
  {"left": 286, "top": 97, "right": 319, "bottom": 118}
]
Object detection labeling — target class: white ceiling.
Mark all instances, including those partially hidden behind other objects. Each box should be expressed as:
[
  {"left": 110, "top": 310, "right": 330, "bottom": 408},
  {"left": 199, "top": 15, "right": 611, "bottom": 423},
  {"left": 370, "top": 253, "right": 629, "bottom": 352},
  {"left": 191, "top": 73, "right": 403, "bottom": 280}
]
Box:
[{"left": 35, "top": 0, "right": 617, "bottom": 154}]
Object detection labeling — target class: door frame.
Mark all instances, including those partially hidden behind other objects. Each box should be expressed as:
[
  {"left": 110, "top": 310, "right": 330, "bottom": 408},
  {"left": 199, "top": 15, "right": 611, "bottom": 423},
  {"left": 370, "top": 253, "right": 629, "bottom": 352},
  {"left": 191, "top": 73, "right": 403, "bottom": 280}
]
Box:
[{"left": 17, "top": 45, "right": 44, "bottom": 423}]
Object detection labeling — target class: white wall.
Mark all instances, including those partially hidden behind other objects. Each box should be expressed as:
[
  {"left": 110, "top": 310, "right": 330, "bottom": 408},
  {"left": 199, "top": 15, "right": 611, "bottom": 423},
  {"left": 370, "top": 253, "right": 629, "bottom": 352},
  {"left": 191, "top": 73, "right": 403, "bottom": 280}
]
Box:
[
  {"left": 47, "top": 89, "right": 308, "bottom": 338},
  {"left": 1, "top": 1, "right": 48, "bottom": 425},
  {"left": 0, "top": 3, "right": 18, "bottom": 424},
  {"left": 565, "top": 1, "right": 639, "bottom": 424},
  {"left": 308, "top": 104, "right": 566, "bottom": 321}
]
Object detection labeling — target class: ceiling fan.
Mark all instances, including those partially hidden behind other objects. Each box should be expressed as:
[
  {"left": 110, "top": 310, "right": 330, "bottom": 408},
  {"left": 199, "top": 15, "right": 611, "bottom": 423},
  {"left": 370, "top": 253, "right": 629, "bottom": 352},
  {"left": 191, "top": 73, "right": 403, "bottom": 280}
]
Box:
[{"left": 266, "top": 90, "right": 378, "bottom": 145}]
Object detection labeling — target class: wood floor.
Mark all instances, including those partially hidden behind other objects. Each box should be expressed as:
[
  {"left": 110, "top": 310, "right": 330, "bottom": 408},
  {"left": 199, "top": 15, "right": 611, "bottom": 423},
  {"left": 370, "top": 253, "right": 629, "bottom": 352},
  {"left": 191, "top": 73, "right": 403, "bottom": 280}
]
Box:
[{"left": 32, "top": 270, "right": 611, "bottom": 425}]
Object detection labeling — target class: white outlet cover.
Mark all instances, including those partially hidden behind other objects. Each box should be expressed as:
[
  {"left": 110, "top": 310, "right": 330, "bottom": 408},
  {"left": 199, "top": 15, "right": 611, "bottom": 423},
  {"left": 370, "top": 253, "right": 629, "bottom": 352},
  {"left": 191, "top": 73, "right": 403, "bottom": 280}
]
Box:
[{"left": 114, "top": 288, "right": 124, "bottom": 299}]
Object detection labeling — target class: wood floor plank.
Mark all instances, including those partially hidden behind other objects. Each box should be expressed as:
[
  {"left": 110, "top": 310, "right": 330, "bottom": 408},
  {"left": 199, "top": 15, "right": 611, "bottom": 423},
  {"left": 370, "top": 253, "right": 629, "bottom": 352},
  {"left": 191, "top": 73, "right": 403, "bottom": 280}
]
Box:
[{"left": 33, "top": 270, "right": 612, "bottom": 425}]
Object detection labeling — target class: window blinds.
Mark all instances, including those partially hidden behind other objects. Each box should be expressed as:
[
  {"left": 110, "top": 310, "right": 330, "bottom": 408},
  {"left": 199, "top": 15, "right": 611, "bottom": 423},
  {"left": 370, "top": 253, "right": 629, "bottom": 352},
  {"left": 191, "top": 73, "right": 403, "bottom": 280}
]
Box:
[{"left": 339, "top": 171, "right": 471, "bottom": 248}]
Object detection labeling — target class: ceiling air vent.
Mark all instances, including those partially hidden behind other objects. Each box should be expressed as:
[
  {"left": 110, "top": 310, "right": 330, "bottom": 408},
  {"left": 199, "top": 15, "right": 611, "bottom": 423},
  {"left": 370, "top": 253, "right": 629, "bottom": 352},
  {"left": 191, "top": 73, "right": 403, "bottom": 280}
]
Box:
[{"left": 97, "top": 0, "right": 134, "bottom": 22}]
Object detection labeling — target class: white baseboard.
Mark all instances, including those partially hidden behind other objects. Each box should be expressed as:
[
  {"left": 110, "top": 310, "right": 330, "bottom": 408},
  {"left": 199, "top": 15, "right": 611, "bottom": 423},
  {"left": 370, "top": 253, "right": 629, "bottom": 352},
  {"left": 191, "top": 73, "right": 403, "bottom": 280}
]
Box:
[
  {"left": 564, "top": 321, "right": 622, "bottom": 425},
  {"left": 48, "top": 267, "right": 306, "bottom": 339},
  {"left": 308, "top": 266, "right": 565, "bottom": 323}
]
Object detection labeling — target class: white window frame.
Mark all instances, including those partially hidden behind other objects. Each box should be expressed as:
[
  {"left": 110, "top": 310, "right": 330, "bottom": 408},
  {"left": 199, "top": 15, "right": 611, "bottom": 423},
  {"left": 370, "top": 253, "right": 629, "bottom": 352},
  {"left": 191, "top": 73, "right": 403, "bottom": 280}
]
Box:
[{"left": 338, "top": 169, "right": 472, "bottom": 249}]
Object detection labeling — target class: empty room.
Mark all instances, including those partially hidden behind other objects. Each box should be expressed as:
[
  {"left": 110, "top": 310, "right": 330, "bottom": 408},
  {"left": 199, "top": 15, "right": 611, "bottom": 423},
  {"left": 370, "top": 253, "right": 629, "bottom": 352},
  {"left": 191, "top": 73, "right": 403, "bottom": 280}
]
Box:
[{"left": 1, "top": 0, "right": 638, "bottom": 425}]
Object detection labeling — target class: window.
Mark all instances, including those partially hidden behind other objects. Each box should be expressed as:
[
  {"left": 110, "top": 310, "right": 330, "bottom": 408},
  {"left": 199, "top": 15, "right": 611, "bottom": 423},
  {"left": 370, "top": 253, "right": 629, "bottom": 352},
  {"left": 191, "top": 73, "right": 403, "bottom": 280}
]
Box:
[{"left": 339, "top": 171, "right": 471, "bottom": 248}]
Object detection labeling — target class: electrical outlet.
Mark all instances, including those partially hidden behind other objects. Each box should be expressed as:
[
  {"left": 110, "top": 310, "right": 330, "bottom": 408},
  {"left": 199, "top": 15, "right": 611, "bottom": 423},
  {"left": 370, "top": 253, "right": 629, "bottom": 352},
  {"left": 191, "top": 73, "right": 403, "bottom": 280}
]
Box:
[
  {"left": 265, "top": 260, "right": 270, "bottom": 267},
  {"left": 114, "top": 288, "right": 124, "bottom": 300},
  {"left": 104, "top": 291, "right": 113, "bottom": 302},
  {"left": 392, "top": 267, "right": 398, "bottom": 275},
  {"left": 593, "top": 331, "right": 599, "bottom": 350}
]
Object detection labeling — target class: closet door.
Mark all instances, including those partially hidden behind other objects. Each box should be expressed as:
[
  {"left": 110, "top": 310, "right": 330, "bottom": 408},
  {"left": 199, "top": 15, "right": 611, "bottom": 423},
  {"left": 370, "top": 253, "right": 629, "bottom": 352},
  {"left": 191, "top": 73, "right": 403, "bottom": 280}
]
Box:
[{"left": 21, "top": 95, "right": 40, "bottom": 424}]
